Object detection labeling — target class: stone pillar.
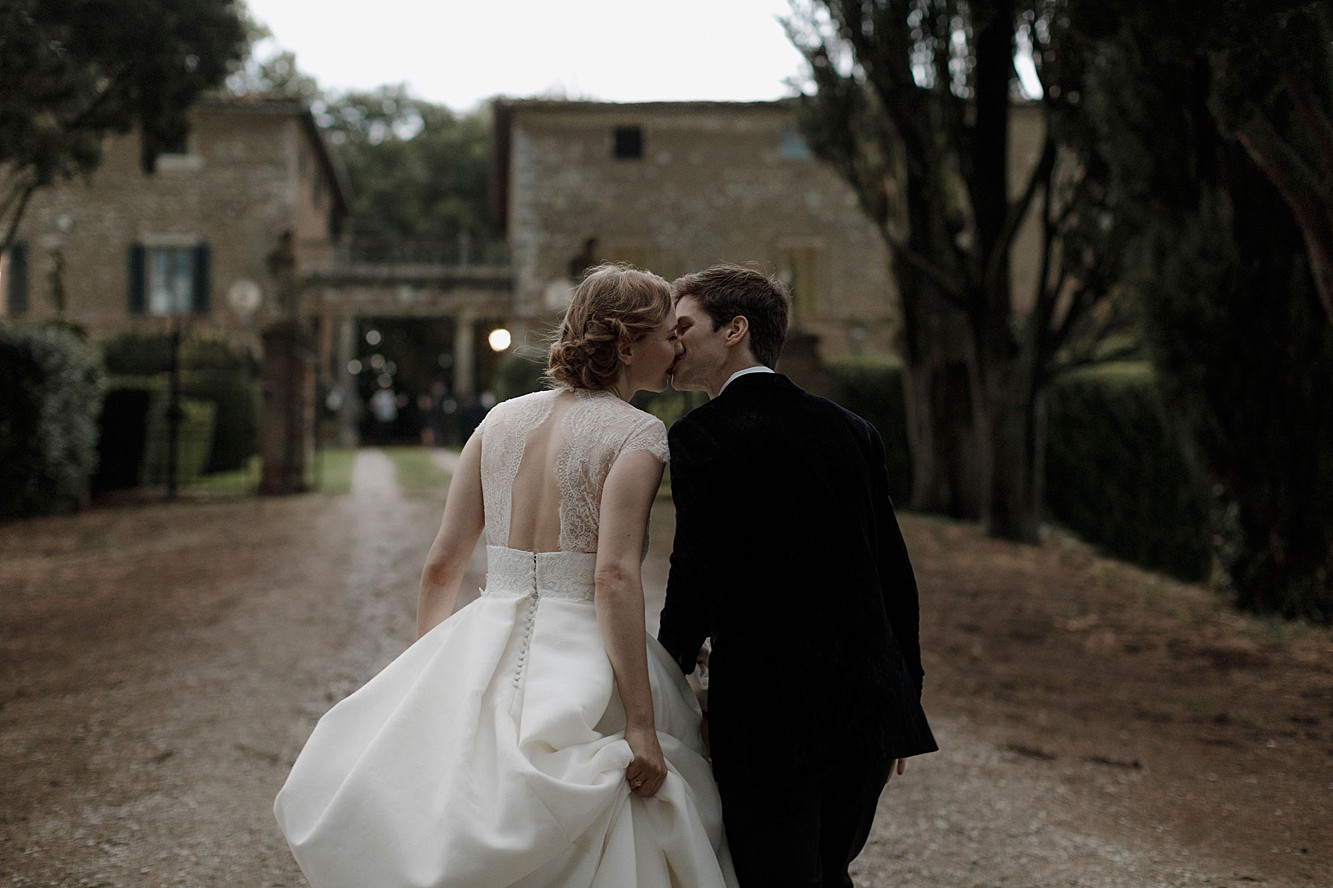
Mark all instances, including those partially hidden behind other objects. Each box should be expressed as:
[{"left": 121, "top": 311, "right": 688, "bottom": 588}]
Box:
[
  {"left": 259, "top": 321, "right": 316, "bottom": 494},
  {"left": 260, "top": 229, "right": 314, "bottom": 494},
  {"left": 454, "top": 312, "right": 476, "bottom": 400},
  {"left": 333, "top": 315, "right": 360, "bottom": 448}
]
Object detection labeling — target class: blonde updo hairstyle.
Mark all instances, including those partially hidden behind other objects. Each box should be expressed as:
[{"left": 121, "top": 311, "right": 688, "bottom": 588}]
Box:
[{"left": 548, "top": 264, "right": 673, "bottom": 390}]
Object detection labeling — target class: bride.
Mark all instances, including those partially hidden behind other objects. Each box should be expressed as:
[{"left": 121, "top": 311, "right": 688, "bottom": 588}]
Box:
[{"left": 275, "top": 264, "right": 737, "bottom": 887}]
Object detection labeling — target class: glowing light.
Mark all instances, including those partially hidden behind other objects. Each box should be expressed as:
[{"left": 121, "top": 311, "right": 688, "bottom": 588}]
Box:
[
  {"left": 488, "top": 328, "right": 512, "bottom": 352},
  {"left": 365, "top": 329, "right": 382, "bottom": 345},
  {"left": 346, "top": 359, "right": 363, "bottom": 374}
]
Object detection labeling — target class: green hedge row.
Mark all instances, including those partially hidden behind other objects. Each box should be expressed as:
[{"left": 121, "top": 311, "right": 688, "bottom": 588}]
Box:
[
  {"left": 1044, "top": 363, "right": 1211, "bottom": 580},
  {"left": 94, "top": 376, "right": 218, "bottom": 491},
  {"left": 491, "top": 352, "right": 548, "bottom": 402},
  {"left": 827, "top": 360, "right": 915, "bottom": 507},
  {"left": 141, "top": 394, "right": 218, "bottom": 486},
  {"left": 825, "top": 359, "right": 1211, "bottom": 582},
  {"left": 100, "top": 333, "right": 260, "bottom": 475},
  {"left": 0, "top": 324, "right": 105, "bottom": 519}
]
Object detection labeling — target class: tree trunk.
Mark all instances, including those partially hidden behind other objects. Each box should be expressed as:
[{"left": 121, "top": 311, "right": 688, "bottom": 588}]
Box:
[
  {"left": 979, "top": 360, "right": 1044, "bottom": 543},
  {"left": 900, "top": 300, "right": 982, "bottom": 519},
  {"left": 969, "top": 0, "right": 1043, "bottom": 543},
  {"left": 896, "top": 156, "right": 983, "bottom": 520}
]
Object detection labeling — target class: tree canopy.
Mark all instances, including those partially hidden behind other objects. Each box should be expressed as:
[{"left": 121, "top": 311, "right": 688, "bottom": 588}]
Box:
[
  {"left": 316, "top": 86, "right": 495, "bottom": 263},
  {"left": 786, "top": 0, "right": 1130, "bottom": 541},
  {"left": 0, "top": 0, "right": 248, "bottom": 251},
  {"left": 788, "top": 0, "right": 1332, "bottom": 618},
  {"left": 1073, "top": 0, "right": 1333, "bottom": 620}
]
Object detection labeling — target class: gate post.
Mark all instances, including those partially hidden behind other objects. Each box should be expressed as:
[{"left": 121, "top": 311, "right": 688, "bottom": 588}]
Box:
[
  {"left": 259, "top": 231, "right": 315, "bottom": 494},
  {"left": 259, "top": 320, "right": 315, "bottom": 494}
]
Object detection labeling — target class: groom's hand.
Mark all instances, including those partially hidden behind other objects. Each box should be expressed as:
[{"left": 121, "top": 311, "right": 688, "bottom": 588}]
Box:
[{"left": 885, "top": 758, "right": 906, "bottom": 785}]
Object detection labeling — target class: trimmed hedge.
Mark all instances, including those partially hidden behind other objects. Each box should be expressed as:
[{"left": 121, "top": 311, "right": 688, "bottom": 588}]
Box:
[
  {"left": 179, "top": 337, "right": 260, "bottom": 473},
  {"left": 95, "top": 375, "right": 220, "bottom": 490},
  {"left": 0, "top": 324, "right": 105, "bottom": 518},
  {"left": 1045, "top": 363, "right": 1211, "bottom": 580},
  {"left": 827, "top": 359, "right": 914, "bottom": 506},
  {"left": 141, "top": 395, "right": 218, "bottom": 486},
  {"left": 635, "top": 387, "right": 708, "bottom": 432},
  {"left": 102, "top": 332, "right": 174, "bottom": 376},
  {"left": 93, "top": 382, "right": 154, "bottom": 492},
  {"left": 825, "top": 358, "right": 1211, "bottom": 582},
  {"left": 492, "top": 352, "right": 548, "bottom": 401},
  {"left": 97, "top": 333, "right": 259, "bottom": 474}
]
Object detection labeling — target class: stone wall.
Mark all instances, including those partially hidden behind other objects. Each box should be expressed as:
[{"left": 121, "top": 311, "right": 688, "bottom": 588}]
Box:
[{"left": 502, "top": 100, "right": 900, "bottom": 362}]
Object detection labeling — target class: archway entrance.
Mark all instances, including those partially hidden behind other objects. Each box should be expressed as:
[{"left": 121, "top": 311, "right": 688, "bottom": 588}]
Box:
[{"left": 259, "top": 257, "right": 516, "bottom": 492}]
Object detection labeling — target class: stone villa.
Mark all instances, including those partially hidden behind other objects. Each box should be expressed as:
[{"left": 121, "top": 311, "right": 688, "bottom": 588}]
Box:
[
  {"left": 2, "top": 98, "right": 349, "bottom": 347},
  {"left": 2, "top": 95, "right": 1047, "bottom": 423}
]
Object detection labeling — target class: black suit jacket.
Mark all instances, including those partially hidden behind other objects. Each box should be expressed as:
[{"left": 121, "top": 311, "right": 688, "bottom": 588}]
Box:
[{"left": 658, "top": 373, "right": 937, "bottom": 780}]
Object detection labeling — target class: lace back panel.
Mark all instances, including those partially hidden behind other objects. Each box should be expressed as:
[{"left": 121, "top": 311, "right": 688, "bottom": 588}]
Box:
[{"left": 477, "top": 388, "right": 669, "bottom": 555}]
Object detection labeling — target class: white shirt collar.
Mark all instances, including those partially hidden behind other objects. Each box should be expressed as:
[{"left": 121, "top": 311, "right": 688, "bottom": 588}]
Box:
[{"left": 718, "top": 365, "right": 775, "bottom": 395}]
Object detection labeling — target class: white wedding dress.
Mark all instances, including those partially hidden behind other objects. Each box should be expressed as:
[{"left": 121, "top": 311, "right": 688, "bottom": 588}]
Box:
[{"left": 275, "top": 387, "right": 736, "bottom": 888}]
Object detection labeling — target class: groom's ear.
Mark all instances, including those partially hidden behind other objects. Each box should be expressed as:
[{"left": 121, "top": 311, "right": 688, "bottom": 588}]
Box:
[{"left": 723, "top": 315, "right": 749, "bottom": 347}]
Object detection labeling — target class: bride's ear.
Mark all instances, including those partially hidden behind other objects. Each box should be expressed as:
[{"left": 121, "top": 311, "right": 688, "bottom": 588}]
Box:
[{"left": 617, "top": 340, "right": 635, "bottom": 365}]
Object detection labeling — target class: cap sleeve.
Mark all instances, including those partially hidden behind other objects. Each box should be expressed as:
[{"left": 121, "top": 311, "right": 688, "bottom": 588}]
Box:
[{"left": 620, "top": 414, "right": 669, "bottom": 464}]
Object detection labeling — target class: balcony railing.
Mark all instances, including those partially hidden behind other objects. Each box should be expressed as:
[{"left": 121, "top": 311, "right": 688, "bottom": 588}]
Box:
[{"left": 328, "top": 235, "right": 511, "bottom": 269}]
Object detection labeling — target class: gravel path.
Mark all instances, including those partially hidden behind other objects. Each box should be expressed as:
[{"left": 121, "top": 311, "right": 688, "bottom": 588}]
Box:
[
  {"left": 855, "top": 714, "right": 1287, "bottom": 888},
  {"left": 0, "top": 449, "right": 1322, "bottom": 887}
]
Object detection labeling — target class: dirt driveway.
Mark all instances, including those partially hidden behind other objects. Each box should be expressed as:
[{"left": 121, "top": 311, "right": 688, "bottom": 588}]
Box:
[{"left": 1, "top": 450, "right": 1328, "bottom": 887}]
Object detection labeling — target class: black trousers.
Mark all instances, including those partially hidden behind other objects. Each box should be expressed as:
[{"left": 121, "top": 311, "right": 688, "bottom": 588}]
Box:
[{"left": 718, "top": 756, "right": 893, "bottom": 888}]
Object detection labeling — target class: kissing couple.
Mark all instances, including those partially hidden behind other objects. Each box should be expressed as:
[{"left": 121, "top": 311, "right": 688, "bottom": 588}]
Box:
[{"left": 275, "top": 263, "right": 937, "bottom": 887}]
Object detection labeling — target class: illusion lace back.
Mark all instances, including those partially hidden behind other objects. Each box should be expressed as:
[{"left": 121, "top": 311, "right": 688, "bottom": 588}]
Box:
[
  {"left": 275, "top": 387, "right": 735, "bottom": 888},
  {"left": 481, "top": 386, "right": 670, "bottom": 554}
]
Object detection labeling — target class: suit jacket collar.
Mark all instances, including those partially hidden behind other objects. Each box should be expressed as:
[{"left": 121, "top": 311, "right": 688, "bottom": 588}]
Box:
[{"left": 714, "top": 371, "right": 797, "bottom": 401}]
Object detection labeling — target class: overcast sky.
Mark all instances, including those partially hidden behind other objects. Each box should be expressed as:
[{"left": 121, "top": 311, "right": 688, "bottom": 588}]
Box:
[{"left": 243, "top": 0, "right": 810, "bottom": 111}]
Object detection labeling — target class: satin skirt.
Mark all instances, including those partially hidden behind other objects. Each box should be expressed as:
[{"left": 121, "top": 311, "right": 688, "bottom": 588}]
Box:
[{"left": 275, "top": 553, "right": 735, "bottom": 888}]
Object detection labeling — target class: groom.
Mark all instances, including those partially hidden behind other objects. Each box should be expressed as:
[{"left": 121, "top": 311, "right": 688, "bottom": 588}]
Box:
[{"left": 658, "top": 264, "right": 937, "bottom": 887}]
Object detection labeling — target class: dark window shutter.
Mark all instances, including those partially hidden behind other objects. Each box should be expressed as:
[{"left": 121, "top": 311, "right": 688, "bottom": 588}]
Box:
[
  {"left": 192, "top": 242, "right": 211, "bottom": 314},
  {"left": 128, "top": 244, "right": 146, "bottom": 315},
  {"left": 6, "top": 242, "right": 27, "bottom": 315}
]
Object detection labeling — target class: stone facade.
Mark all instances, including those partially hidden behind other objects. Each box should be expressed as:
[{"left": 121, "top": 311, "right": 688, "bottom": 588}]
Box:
[
  {"left": 494, "top": 100, "right": 900, "bottom": 362},
  {"left": 2, "top": 96, "right": 1049, "bottom": 382},
  {"left": 494, "top": 99, "right": 1050, "bottom": 364},
  {"left": 1, "top": 99, "right": 348, "bottom": 351}
]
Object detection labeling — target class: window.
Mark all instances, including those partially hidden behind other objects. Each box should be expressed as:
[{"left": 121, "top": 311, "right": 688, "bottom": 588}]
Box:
[
  {"left": 128, "top": 242, "right": 211, "bottom": 316},
  {"left": 613, "top": 126, "right": 643, "bottom": 159},
  {"left": 2, "top": 242, "right": 27, "bottom": 316},
  {"left": 152, "top": 128, "right": 204, "bottom": 172},
  {"left": 149, "top": 247, "right": 196, "bottom": 314},
  {"left": 780, "top": 246, "right": 818, "bottom": 326}
]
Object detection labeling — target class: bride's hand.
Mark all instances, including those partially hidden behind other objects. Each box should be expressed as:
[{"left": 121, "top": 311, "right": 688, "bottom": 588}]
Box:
[{"left": 624, "top": 725, "right": 668, "bottom": 798}]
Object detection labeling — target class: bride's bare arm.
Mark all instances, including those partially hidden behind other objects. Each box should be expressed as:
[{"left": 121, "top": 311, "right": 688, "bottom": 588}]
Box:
[
  {"left": 595, "top": 448, "right": 668, "bottom": 798},
  {"left": 417, "top": 431, "right": 485, "bottom": 638}
]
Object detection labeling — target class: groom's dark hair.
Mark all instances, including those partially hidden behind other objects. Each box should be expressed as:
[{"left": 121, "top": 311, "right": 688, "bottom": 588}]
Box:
[{"left": 671, "top": 264, "right": 790, "bottom": 369}]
